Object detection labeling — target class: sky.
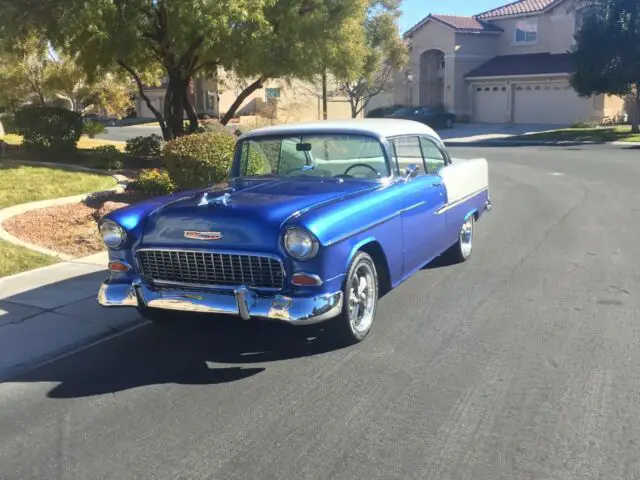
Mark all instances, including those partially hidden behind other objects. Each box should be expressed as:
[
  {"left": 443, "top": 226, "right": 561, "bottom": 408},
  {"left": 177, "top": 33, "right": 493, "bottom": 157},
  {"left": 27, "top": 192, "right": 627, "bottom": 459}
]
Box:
[{"left": 398, "top": 0, "right": 508, "bottom": 33}]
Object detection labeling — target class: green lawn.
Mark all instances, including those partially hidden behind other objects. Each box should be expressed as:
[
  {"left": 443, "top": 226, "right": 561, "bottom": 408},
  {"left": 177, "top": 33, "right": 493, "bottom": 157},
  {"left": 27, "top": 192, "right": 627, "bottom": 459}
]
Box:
[
  {"left": 0, "top": 164, "right": 117, "bottom": 278},
  {"left": 0, "top": 164, "right": 117, "bottom": 209},
  {"left": 511, "top": 125, "right": 640, "bottom": 143},
  {"left": 2, "top": 133, "right": 126, "bottom": 151}
]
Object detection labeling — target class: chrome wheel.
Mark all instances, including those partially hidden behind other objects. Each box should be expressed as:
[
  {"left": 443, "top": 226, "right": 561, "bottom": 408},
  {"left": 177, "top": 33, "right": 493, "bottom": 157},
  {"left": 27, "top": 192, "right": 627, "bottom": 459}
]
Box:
[
  {"left": 348, "top": 262, "right": 376, "bottom": 334},
  {"left": 459, "top": 216, "right": 474, "bottom": 259}
]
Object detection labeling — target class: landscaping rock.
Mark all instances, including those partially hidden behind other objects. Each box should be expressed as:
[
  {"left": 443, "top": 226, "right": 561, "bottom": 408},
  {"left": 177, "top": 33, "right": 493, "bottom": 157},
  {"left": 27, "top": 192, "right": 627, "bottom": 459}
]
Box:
[{"left": 94, "top": 201, "right": 130, "bottom": 221}]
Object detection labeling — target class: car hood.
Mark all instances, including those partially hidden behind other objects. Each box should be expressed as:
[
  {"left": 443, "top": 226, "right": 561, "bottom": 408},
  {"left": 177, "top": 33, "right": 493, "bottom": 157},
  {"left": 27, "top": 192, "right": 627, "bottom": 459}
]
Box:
[{"left": 136, "top": 177, "right": 376, "bottom": 250}]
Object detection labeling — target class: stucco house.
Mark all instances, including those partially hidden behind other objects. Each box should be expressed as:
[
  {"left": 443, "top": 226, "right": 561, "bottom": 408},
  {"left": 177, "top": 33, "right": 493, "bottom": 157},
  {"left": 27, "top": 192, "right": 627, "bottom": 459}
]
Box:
[
  {"left": 135, "top": 72, "right": 356, "bottom": 123},
  {"left": 382, "top": 0, "right": 625, "bottom": 125}
]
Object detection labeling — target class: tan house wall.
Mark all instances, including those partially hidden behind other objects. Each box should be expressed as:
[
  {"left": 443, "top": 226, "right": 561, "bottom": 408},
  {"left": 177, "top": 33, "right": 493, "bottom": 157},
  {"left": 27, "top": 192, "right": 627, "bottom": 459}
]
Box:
[
  {"left": 217, "top": 78, "right": 355, "bottom": 123},
  {"left": 451, "top": 33, "right": 500, "bottom": 116},
  {"left": 490, "top": 0, "right": 581, "bottom": 56},
  {"left": 400, "top": 21, "right": 456, "bottom": 109}
]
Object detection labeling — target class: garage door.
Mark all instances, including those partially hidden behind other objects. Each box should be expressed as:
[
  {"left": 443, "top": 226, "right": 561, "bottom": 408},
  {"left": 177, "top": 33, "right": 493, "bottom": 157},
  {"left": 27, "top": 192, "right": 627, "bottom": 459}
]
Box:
[
  {"left": 513, "top": 82, "right": 593, "bottom": 125},
  {"left": 473, "top": 84, "right": 508, "bottom": 123}
]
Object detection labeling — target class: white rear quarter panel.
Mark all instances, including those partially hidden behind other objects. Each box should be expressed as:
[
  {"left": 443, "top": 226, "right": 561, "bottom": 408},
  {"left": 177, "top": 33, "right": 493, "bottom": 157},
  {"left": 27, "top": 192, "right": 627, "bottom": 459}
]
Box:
[{"left": 439, "top": 158, "right": 489, "bottom": 205}]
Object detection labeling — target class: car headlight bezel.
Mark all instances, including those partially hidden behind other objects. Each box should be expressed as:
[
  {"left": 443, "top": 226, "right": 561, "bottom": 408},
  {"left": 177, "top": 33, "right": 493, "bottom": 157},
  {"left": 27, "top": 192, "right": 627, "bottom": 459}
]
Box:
[
  {"left": 283, "top": 227, "right": 319, "bottom": 260},
  {"left": 99, "top": 220, "right": 126, "bottom": 249}
]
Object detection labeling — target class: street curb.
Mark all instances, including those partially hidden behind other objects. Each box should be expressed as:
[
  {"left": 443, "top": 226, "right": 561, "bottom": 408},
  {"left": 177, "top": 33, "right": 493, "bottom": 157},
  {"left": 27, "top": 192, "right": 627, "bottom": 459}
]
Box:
[
  {"left": 444, "top": 139, "right": 635, "bottom": 147},
  {"left": 0, "top": 161, "right": 128, "bottom": 260}
]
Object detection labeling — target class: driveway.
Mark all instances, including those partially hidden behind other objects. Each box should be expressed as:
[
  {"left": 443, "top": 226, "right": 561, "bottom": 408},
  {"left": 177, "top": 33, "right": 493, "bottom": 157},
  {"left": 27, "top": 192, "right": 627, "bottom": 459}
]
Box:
[
  {"left": 96, "top": 124, "right": 163, "bottom": 143},
  {"left": 1, "top": 143, "right": 640, "bottom": 479},
  {"left": 438, "top": 122, "right": 566, "bottom": 142}
]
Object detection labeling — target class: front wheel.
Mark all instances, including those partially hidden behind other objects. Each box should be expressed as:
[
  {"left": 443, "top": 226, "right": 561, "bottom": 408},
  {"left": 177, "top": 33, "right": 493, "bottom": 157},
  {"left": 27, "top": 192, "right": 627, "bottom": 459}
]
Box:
[
  {"left": 327, "top": 251, "right": 379, "bottom": 345},
  {"left": 445, "top": 117, "right": 454, "bottom": 129}
]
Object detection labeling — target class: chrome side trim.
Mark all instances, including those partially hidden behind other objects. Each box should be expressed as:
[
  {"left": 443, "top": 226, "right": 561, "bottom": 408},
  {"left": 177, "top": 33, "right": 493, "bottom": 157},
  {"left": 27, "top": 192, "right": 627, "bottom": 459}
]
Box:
[
  {"left": 435, "top": 188, "right": 488, "bottom": 215},
  {"left": 325, "top": 210, "right": 401, "bottom": 246}
]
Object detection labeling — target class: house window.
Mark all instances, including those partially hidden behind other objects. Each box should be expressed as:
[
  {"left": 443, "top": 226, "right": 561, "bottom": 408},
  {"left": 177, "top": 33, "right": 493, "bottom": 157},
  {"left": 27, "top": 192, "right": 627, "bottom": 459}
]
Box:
[
  {"left": 514, "top": 19, "right": 537, "bottom": 44},
  {"left": 265, "top": 88, "right": 281, "bottom": 99}
]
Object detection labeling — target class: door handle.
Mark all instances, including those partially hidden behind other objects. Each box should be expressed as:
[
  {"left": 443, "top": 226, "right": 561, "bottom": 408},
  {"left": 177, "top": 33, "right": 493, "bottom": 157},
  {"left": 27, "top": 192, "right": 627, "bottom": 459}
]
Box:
[{"left": 430, "top": 182, "right": 442, "bottom": 187}]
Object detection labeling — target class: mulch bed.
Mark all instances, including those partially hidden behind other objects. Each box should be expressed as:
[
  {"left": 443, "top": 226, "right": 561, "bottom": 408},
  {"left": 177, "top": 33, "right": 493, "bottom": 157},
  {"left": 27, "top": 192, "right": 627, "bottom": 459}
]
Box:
[{"left": 3, "top": 190, "right": 152, "bottom": 258}]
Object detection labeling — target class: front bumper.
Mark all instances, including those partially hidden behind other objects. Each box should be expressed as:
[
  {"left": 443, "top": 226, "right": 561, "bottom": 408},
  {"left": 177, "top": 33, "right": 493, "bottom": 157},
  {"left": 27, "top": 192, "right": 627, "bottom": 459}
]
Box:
[{"left": 97, "top": 280, "right": 344, "bottom": 326}]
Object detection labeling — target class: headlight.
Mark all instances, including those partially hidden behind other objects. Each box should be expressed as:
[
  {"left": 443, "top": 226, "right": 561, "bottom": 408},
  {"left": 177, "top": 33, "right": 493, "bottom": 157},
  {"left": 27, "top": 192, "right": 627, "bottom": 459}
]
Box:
[
  {"left": 99, "top": 220, "right": 126, "bottom": 248},
  {"left": 284, "top": 227, "right": 319, "bottom": 260}
]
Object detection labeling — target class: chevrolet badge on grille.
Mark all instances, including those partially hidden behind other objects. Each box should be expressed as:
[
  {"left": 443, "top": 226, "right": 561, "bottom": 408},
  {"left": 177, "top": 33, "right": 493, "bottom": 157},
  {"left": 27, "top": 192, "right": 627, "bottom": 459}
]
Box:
[{"left": 184, "top": 231, "right": 223, "bottom": 240}]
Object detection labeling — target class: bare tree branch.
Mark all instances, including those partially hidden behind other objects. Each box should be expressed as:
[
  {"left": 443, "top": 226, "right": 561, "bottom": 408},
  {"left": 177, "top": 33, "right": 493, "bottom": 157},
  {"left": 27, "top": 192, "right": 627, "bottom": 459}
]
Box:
[{"left": 117, "top": 58, "right": 169, "bottom": 138}]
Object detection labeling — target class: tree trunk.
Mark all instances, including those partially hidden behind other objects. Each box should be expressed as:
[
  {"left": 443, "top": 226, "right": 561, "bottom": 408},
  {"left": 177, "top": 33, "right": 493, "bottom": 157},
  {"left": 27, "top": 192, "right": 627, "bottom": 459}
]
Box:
[
  {"left": 322, "top": 69, "right": 328, "bottom": 120},
  {"left": 631, "top": 84, "right": 640, "bottom": 134},
  {"left": 350, "top": 96, "right": 359, "bottom": 118},
  {"left": 164, "top": 73, "right": 186, "bottom": 139},
  {"left": 183, "top": 86, "right": 199, "bottom": 134},
  {"left": 220, "top": 77, "right": 265, "bottom": 126}
]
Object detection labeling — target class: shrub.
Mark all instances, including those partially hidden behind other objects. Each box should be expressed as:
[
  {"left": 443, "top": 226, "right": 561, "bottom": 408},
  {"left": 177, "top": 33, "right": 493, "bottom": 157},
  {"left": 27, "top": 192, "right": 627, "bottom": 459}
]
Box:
[
  {"left": 91, "top": 145, "right": 123, "bottom": 170},
  {"left": 0, "top": 114, "right": 18, "bottom": 135},
  {"left": 83, "top": 120, "right": 107, "bottom": 138},
  {"left": 125, "top": 134, "right": 163, "bottom": 157},
  {"left": 133, "top": 168, "right": 176, "bottom": 196},
  {"left": 14, "top": 106, "right": 83, "bottom": 152},
  {"left": 196, "top": 120, "right": 235, "bottom": 135},
  {"left": 164, "top": 131, "right": 270, "bottom": 189}
]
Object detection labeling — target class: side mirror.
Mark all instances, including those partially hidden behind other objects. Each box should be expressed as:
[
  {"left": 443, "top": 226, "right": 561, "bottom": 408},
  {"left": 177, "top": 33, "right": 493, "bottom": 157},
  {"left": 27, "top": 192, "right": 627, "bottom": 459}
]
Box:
[{"left": 403, "top": 163, "right": 420, "bottom": 180}]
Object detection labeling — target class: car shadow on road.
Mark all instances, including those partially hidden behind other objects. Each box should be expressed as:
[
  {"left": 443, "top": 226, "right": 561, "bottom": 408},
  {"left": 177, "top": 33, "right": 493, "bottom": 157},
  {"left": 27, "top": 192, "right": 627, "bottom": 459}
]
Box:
[{"left": 6, "top": 279, "right": 348, "bottom": 399}]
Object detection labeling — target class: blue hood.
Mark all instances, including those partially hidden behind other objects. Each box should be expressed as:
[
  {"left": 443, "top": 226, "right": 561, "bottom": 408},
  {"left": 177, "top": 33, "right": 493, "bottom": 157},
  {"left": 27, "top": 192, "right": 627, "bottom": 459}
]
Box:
[{"left": 135, "top": 177, "right": 376, "bottom": 250}]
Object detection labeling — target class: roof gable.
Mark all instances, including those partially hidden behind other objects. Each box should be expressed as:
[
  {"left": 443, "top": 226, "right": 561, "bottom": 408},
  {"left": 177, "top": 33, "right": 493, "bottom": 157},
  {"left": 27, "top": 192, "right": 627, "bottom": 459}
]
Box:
[
  {"left": 475, "top": 0, "right": 565, "bottom": 19},
  {"left": 404, "top": 14, "right": 503, "bottom": 38}
]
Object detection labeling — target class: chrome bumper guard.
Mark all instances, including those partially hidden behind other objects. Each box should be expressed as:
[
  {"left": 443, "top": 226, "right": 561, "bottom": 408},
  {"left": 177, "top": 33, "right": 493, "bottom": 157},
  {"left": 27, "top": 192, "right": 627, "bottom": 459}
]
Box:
[{"left": 97, "top": 281, "right": 344, "bottom": 326}]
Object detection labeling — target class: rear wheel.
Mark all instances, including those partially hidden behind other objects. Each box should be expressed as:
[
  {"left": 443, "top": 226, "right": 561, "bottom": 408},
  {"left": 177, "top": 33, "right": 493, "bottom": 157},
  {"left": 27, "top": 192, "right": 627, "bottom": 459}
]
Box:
[
  {"left": 446, "top": 117, "right": 454, "bottom": 129},
  {"left": 327, "top": 251, "right": 379, "bottom": 345},
  {"left": 444, "top": 215, "right": 475, "bottom": 264}
]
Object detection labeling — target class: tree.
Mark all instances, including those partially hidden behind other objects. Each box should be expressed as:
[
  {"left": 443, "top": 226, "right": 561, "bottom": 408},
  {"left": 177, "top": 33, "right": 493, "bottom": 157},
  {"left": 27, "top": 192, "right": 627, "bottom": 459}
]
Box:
[
  {"left": 570, "top": 0, "right": 640, "bottom": 133},
  {"left": 45, "top": 55, "right": 134, "bottom": 117},
  {"left": 334, "top": 0, "right": 408, "bottom": 118},
  {"left": 0, "top": 33, "right": 52, "bottom": 110},
  {"left": 6, "top": 0, "right": 366, "bottom": 140}
]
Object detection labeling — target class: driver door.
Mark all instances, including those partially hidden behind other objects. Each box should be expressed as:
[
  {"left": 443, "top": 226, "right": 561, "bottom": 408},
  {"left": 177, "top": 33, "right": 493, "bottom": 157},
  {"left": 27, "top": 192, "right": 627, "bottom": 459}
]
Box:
[{"left": 390, "top": 135, "right": 447, "bottom": 276}]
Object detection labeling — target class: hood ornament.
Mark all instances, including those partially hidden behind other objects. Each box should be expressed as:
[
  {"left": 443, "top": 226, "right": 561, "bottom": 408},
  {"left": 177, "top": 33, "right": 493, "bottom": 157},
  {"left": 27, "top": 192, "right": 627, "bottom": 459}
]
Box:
[
  {"left": 214, "top": 192, "right": 231, "bottom": 206},
  {"left": 198, "top": 192, "right": 209, "bottom": 206},
  {"left": 198, "top": 191, "right": 232, "bottom": 207}
]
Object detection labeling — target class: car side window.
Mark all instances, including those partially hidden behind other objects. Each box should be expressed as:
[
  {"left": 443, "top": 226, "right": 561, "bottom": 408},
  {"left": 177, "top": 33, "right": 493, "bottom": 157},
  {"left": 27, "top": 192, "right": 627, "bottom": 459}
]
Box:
[
  {"left": 390, "top": 136, "right": 426, "bottom": 176},
  {"left": 419, "top": 137, "right": 446, "bottom": 174}
]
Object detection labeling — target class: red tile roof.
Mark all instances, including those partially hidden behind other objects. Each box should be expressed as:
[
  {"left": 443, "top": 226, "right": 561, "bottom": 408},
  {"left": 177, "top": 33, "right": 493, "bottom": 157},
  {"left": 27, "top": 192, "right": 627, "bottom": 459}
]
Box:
[
  {"left": 475, "top": 0, "right": 560, "bottom": 19},
  {"left": 404, "top": 14, "right": 503, "bottom": 37},
  {"left": 432, "top": 15, "right": 503, "bottom": 32}
]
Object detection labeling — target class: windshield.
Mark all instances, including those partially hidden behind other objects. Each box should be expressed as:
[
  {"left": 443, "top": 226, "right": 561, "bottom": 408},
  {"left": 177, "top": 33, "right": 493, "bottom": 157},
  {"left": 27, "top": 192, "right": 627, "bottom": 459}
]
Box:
[{"left": 237, "top": 134, "right": 389, "bottom": 180}]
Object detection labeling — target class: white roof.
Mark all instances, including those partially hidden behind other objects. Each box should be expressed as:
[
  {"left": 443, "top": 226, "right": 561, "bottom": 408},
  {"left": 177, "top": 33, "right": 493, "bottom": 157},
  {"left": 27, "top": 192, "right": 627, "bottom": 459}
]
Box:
[{"left": 239, "top": 118, "right": 442, "bottom": 142}]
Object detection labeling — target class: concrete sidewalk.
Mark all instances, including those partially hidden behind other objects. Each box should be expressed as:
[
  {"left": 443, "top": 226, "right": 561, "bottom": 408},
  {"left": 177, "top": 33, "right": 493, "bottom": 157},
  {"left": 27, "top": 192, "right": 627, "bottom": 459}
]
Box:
[{"left": 0, "top": 252, "right": 144, "bottom": 381}]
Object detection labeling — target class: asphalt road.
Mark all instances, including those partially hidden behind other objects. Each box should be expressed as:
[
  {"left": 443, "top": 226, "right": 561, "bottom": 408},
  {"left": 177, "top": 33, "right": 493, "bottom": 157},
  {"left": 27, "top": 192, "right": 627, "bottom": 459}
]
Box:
[{"left": 2, "top": 144, "right": 640, "bottom": 480}]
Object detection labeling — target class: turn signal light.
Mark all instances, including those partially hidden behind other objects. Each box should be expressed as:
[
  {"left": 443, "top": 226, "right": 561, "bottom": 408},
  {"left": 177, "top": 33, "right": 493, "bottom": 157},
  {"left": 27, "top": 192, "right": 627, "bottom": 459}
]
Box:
[
  {"left": 108, "top": 261, "right": 131, "bottom": 272},
  {"left": 291, "top": 273, "right": 323, "bottom": 286}
]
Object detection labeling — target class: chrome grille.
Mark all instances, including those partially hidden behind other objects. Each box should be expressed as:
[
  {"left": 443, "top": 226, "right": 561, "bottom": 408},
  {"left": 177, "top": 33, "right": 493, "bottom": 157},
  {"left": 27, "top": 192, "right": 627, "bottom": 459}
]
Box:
[{"left": 137, "top": 250, "right": 284, "bottom": 290}]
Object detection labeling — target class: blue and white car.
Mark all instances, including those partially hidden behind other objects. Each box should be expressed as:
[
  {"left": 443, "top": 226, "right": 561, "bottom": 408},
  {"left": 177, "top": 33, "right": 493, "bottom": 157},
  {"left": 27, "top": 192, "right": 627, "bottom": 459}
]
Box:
[{"left": 97, "top": 119, "right": 491, "bottom": 345}]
